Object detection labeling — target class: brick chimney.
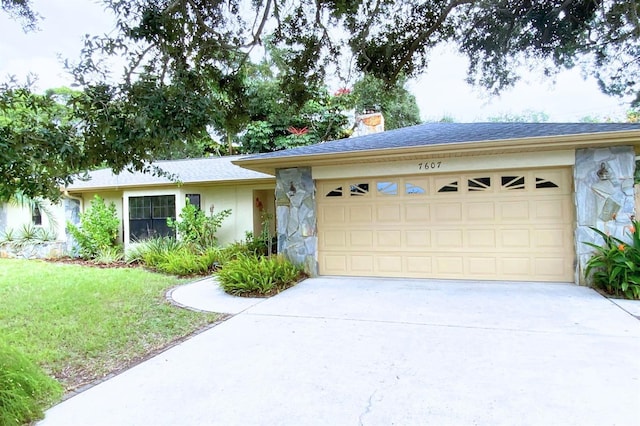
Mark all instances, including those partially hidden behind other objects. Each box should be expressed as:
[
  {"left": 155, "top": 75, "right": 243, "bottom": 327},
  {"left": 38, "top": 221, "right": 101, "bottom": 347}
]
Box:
[{"left": 352, "top": 111, "right": 384, "bottom": 137}]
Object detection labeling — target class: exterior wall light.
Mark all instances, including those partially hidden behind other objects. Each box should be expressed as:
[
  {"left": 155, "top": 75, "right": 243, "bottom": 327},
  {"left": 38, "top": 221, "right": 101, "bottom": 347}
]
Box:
[{"left": 596, "top": 162, "right": 611, "bottom": 181}]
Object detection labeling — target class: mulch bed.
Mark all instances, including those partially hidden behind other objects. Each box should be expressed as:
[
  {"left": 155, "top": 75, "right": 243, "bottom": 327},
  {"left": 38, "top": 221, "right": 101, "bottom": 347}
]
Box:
[{"left": 44, "top": 256, "right": 140, "bottom": 269}]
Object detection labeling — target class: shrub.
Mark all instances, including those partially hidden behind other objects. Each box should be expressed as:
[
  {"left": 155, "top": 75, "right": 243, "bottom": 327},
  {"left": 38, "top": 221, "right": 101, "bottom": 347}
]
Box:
[
  {"left": 219, "top": 230, "right": 275, "bottom": 261},
  {"left": 93, "top": 246, "right": 125, "bottom": 265},
  {"left": 584, "top": 220, "right": 640, "bottom": 299},
  {"left": 0, "top": 342, "right": 62, "bottom": 426},
  {"left": 126, "top": 237, "right": 222, "bottom": 276},
  {"left": 67, "top": 195, "right": 120, "bottom": 259},
  {"left": 126, "top": 237, "right": 185, "bottom": 267},
  {"left": 167, "top": 201, "right": 232, "bottom": 249},
  {"left": 217, "top": 255, "right": 303, "bottom": 296}
]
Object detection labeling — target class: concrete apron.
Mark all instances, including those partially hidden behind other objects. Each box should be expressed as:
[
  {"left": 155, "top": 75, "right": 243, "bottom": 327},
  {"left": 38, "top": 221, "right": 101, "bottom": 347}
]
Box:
[{"left": 40, "top": 277, "right": 640, "bottom": 426}]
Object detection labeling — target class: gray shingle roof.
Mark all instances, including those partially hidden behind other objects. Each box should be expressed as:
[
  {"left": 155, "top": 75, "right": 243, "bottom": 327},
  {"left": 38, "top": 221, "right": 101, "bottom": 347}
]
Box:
[
  {"left": 66, "top": 155, "right": 273, "bottom": 190},
  {"left": 242, "top": 122, "right": 640, "bottom": 160}
]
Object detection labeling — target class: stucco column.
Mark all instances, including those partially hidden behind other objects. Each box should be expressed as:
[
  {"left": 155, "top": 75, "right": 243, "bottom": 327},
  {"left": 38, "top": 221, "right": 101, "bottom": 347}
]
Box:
[
  {"left": 574, "top": 146, "right": 636, "bottom": 285},
  {"left": 275, "top": 167, "right": 318, "bottom": 276}
]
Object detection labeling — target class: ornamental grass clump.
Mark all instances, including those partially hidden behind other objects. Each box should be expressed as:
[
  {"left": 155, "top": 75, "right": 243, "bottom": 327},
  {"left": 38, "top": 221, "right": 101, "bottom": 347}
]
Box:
[
  {"left": 0, "top": 342, "right": 62, "bottom": 426},
  {"left": 584, "top": 220, "right": 640, "bottom": 299},
  {"left": 217, "top": 255, "right": 304, "bottom": 296}
]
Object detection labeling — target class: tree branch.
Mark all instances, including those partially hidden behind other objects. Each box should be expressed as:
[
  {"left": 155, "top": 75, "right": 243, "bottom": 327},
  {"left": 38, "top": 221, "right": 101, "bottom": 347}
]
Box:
[
  {"left": 250, "top": 0, "right": 272, "bottom": 45},
  {"left": 392, "top": 0, "right": 475, "bottom": 81}
]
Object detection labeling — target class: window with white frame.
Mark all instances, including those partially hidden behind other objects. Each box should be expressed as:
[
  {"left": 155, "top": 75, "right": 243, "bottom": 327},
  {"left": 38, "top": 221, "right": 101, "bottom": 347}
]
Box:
[{"left": 129, "top": 195, "right": 176, "bottom": 241}]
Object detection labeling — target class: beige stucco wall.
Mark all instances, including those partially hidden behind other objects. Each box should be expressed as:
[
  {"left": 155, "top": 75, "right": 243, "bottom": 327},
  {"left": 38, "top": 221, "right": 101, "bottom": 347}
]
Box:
[
  {"left": 312, "top": 150, "right": 576, "bottom": 180},
  {"left": 185, "top": 183, "right": 274, "bottom": 244},
  {"left": 72, "top": 182, "right": 275, "bottom": 249},
  {"left": 1, "top": 200, "right": 67, "bottom": 242}
]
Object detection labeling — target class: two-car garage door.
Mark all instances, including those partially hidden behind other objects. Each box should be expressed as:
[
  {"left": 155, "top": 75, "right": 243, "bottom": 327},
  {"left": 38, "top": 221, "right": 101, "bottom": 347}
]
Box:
[{"left": 317, "top": 167, "right": 574, "bottom": 282}]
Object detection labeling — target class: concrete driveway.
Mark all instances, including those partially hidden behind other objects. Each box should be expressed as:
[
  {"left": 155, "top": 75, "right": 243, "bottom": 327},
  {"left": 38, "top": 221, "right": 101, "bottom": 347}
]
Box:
[{"left": 40, "top": 277, "right": 640, "bottom": 426}]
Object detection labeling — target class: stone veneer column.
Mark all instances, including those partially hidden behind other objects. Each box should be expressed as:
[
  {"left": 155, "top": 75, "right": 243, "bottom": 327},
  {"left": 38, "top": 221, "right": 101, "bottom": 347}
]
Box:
[
  {"left": 574, "top": 146, "right": 636, "bottom": 285},
  {"left": 275, "top": 167, "right": 318, "bottom": 276}
]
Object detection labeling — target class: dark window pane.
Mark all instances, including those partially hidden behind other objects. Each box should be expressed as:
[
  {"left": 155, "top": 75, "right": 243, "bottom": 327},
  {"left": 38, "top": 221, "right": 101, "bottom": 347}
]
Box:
[
  {"left": 438, "top": 181, "right": 458, "bottom": 193},
  {"left": 129, "top": 195, "right": 176, "bottom": 241},
  {"left": 326, "top": 187, "right": 343, "bottom": 197},
  {"left": 129, "top": 197, "right": 151, "bottom": 219},
  {"left": 186, "top": 194, "right": 201, "bottom": 209},
  {"left": 129, "top": 219, "right": 152, "bottom": 241},
  {"left": 152, "top": 219, "right": 175, "bottom": 238},
  {"left": 468, "top": 177, "right": 491, "bottom": 191},
  {"left": 350, "top": 183, "right": 369, "bottom": 196},
  {"left": 32, "top": 206, "right": 42, "bottom": 225},
  {"left": 502, "top": 176, "right": 525, "bottom": 190},
  {"left": 536, "top": 178, "right": 559, "bottom": 189}
]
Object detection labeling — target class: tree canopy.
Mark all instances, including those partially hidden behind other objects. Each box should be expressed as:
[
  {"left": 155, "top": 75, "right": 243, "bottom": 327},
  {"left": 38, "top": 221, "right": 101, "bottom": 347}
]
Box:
[
  {"left": 2, "top": 0, "right": 640, "bottom": 200},
  {"left": 66, "top": 1, "right": 640, "bottom": 102}
]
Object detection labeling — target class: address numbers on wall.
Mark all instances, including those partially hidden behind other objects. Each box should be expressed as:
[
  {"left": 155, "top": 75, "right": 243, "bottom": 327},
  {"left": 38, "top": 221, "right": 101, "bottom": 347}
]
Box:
[{"left": 417, "top": 161, "right": 442, "bottom": 171}]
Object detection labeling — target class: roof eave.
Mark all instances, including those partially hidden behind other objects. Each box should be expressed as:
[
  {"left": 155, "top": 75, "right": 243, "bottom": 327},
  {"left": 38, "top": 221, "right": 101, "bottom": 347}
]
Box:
[
  {"left": 62, "top": 176, "right": 275, "bottom": 193},
  {"left": 233, "top": 130, "right": 640, "bottom": 174}
]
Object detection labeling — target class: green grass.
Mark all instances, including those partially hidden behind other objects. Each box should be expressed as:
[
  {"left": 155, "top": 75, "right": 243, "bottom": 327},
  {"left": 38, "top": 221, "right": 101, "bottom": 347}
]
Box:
[
  {"left": 0, "top": 342, "right": 62, "bottom": 426},
  {"left": 0, "top": 259, "right": 220, "bottom": 392}
]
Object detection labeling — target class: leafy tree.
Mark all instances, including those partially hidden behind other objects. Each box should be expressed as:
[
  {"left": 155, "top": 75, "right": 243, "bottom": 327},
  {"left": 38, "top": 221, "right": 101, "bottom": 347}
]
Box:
[
  {"left": 5, "top": 1, "right": 640, "bottom": 101},
  {"left": 0, "top": 84, "right": 86, "bottom": 201},
  {"left": 237, "top": 67, "right": 355, "bottom": 153},
  {"left": 58, "top": 1, "right": 640, "bottom": 101},
  {"left": 627, "top": 108, "right": 640, "bottom": 124},
  {"left": 487, "top": 110, "right": 550, "bottom": 123},
  {"left": 3, "top": 0, "right": 640, "bottom": 200},
  {"left": 352, "top": 74, "right": 421, "bottom": 130},
  {"left": 1, "top": 0, "right": 38, "bottom": 30}
]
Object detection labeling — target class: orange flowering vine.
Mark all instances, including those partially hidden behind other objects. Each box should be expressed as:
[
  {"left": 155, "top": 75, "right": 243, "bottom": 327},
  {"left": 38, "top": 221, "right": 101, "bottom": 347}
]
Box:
[{"left": 618, "top": 243, "right": 625, "bottom": 251}]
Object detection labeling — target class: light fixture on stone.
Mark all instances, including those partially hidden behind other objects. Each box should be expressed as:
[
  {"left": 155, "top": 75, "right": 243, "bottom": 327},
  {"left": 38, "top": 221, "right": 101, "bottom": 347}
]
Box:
[{"left": 596, "top": 162, "right": 611, "bottom": 181}]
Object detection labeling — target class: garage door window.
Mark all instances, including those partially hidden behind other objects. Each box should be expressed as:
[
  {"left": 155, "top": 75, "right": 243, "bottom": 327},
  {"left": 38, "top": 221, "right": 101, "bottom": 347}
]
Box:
[
  {"left": 129, "top": 195, "right": 176, "bottom": 241},
  {"left": 502, "top": 176, "right": 526, "bottom": 190},
  {"left": 468, "top": 177, "right": 491, "bottom": 192},
  {"left": 438, "top": 181, "right": 459, "bottom": 193},
  {"left": 535, "top": 177, "right": 559, "bottom": 189},
  {"left": 326, "top": 187, "right": 343, "bottom": 197},
  {"left": 350, "top": 183, "right": 369, "bottom": 196},
  {"left": 405, "top": 182, "right": 425, "bottom": 195},
  {"left": 377, "top": 181, "right": 398, "bottom": 195}
]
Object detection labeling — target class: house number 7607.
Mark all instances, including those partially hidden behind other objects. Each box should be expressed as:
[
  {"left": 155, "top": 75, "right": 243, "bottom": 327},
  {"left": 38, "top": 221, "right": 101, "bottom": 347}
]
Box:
[{"left": 418, "top": 161, "right": 442, "bottom": 171}]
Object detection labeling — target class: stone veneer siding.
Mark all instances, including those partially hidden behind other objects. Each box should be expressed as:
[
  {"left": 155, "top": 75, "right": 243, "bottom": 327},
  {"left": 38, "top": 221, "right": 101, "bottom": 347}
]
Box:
[
  {"left": 575, "top": 146, "right": 636, "bottom": 285},
  {"left": 275, "top": 167, "right": 318, "bottom": 276}
]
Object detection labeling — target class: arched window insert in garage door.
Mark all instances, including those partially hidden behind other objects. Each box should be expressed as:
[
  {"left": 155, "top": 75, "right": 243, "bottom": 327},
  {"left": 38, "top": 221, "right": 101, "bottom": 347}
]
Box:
[
  {"left": 323, "top": 173, "right": 561, "bottom": 199},
  {"left": 436, "top": 174, "right": 560, "bottom": 193}
]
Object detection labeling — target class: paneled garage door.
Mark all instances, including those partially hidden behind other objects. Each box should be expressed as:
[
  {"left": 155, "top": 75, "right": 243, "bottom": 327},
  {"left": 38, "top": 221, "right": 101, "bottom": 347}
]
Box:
[{"left": 317, "top": 167, "right": 574, "bottom": 281}]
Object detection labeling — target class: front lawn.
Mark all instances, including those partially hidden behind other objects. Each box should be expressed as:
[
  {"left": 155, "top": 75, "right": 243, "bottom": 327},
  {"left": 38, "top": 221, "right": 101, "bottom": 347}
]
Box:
[{"left": 0, "top": 259, "right": 221, "bottom": 393}]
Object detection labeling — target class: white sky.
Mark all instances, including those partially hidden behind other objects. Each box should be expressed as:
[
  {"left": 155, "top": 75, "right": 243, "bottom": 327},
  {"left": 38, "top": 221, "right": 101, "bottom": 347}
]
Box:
[{"left": 0, "top": 0, "right": 631, "bottom": 123}]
